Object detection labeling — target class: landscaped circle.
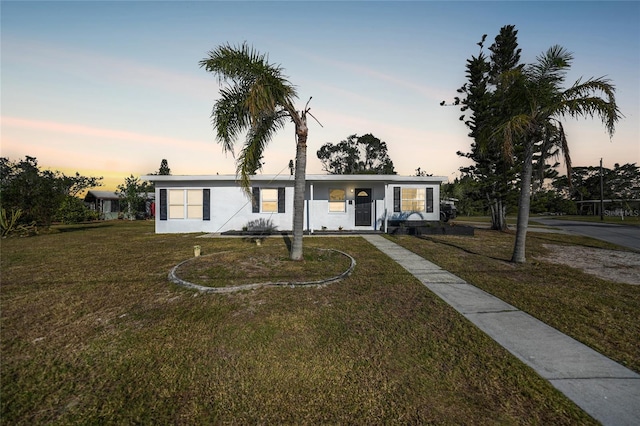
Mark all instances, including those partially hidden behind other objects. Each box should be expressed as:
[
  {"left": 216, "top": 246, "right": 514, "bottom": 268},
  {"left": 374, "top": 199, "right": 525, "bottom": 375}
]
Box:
[{"left": 169, "top": 244, "right": 356, "bottom": 293}]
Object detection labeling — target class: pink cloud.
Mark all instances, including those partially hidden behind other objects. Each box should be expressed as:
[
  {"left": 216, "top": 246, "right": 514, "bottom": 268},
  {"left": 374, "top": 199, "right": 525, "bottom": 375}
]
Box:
[{"left": 1, "top": 116, "right": 215, "bottom": 152}]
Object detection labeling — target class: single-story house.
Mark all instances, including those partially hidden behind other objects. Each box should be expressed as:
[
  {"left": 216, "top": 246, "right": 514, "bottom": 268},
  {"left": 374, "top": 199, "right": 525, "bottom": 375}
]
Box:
[
  {"left": 84, "top": 190, "right": 155, "bottom": 220},
  {"left": 84, "top": 190, "right": 122, "bottom": 220},
  {"left": 141, "top": 174, "right": 448, "bottom": 234}
]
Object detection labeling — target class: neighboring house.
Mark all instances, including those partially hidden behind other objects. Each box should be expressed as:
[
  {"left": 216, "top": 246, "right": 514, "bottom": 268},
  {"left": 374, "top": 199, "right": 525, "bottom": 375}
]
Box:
[
  {"left": 142, "top": 174, "right": 447, "bottom": 234},
  {"left": 84, "top": 190, "right": 155, "bottom": 220},
  {"left": 84, "top": 190, "right": 121, "bottom": 220}
]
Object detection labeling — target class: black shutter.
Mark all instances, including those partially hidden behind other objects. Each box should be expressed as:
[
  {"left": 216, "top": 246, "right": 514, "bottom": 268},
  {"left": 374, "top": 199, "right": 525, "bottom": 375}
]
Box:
[
  {"left": 426, "top": 187, "right": 434, "bottom": 213},
  {"left": 203, "top": 189, "right": 210, "bottom": 220},
  {"left": 278, "top": 187, "right": 285, "bottom": 213},
  {"left": 252, "top": 187, "right": 260, "bottom": 213},
  {"left": 393, "top": 187, "right": 401, "bottom": 212},
  {"left": 159, "top": 189, "right": 167, "bottom": 220}
]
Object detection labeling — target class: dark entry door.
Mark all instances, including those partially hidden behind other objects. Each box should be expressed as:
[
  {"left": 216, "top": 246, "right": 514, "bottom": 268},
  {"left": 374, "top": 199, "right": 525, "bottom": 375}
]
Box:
[{"left": 355, "top": 188, "right": 372, "bottom": 226}]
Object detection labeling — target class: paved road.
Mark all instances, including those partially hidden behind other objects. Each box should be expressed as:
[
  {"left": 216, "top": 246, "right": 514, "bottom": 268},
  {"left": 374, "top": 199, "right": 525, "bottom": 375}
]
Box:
[{"left": 532, "top": 218, "right": 640, "bottom": 251}]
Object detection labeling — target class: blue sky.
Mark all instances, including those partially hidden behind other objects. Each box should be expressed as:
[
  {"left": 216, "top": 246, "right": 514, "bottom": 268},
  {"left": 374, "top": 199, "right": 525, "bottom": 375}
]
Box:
[{"left": 2, "top": 1, "right": 638, "bottom": 189}]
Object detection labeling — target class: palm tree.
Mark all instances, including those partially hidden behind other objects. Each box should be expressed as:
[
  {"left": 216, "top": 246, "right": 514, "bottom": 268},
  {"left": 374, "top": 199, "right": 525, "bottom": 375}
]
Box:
[
  {"left": 200, "top": 43, "right": 311, "bottom": 260},
  {"left": 498, "top": 45, "right": 621, "bottom": 263}
]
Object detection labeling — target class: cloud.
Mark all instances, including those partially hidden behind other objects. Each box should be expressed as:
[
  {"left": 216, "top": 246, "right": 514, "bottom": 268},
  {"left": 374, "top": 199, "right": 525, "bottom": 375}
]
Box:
[
  {"left": 2, "top": 38, "right": 218, "bottom": 100},
  {"left": 1, "top": 116, "right": 215, "bottom": 152}
]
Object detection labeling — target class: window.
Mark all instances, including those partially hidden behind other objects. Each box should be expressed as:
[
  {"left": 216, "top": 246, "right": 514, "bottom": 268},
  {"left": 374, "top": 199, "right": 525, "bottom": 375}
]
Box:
[
  {"left": 160, "top": 189, "right": 209, "bottom": 221},
  {"left": 252, "top": 187, "right": 285, "bottom": 213},
  {"left": 329, "top": 188, "right": 346, "bottom": 212},
  {"left": 394, "top": 187, "right": 434, "bottom": 213},
  {"left": 169, "top": 189, "right": 184, "bottom": 219},
  {"left": 402, "top": 188, "right": 425, "bottom": 212},
  {"left": 186, "top": 189, "right": 203, "bottom": 219},
  {"left": 261, "top": 188, "right": 278, "bottom": 212}
]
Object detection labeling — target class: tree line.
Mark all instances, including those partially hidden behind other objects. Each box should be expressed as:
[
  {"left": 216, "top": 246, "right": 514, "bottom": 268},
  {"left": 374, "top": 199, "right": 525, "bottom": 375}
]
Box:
[{"left": 443, "top": 162, "right": 639, "bottom": 217}]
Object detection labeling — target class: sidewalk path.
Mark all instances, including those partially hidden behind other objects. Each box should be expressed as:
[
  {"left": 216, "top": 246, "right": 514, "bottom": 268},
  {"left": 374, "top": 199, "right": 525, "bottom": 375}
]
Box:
[{"left": 362, "top": 234, "right": 640, "bottom": 426}]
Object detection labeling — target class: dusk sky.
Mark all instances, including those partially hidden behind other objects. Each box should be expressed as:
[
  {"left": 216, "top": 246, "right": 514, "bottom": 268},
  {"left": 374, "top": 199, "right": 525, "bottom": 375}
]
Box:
[{"left": 2, "top": 1, "right": 639, "bottom": 190}]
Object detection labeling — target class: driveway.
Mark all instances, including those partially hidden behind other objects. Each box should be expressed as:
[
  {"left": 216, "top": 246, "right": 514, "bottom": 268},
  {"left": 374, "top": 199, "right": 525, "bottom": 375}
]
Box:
[{"left": 532, "top": 218, "right": 640, "bottom": 252}]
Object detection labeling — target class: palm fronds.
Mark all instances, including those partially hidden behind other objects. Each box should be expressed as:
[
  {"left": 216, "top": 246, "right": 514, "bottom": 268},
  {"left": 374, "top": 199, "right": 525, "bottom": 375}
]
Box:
[{"left": 200, "top": 42, "right": 300, "bottom": 191}]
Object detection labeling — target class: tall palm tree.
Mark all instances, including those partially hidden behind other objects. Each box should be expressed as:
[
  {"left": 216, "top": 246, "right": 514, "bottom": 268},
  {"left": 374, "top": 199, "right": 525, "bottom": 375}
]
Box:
[
  {"left": 499, "top": 45, "right": 621, "bottom": 263},
  {"left": 200, "top": 43, "right": 310, "bottom": 260}
]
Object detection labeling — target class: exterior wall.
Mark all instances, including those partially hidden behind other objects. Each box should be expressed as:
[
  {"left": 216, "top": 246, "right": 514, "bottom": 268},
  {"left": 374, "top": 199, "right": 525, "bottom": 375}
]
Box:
[
  {"left": 101, "top": 200, "right": 120, "bottom": 221},
  {"left": 386, "top": 183, "right": 441, "bottom": 222},
  {"left": 154, "top": 180, "right": 295, "bottom": 234},
  {"left": 306, "top": 181, "right": 387, "bottom": 231},
  {"left": 147, "top": 175, "right": 445, "bottom": 234}
]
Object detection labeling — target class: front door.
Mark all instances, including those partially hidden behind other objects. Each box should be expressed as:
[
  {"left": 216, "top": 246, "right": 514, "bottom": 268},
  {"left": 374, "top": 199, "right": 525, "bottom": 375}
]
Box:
[{"left": 355, "top": 188, "right": 372, "bottom": 226}]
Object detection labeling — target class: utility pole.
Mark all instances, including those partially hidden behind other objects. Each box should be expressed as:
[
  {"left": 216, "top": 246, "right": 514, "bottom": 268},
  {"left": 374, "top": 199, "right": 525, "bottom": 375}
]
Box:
[{"left": 600, "top": 158, "right": 604, "bottom": 221}]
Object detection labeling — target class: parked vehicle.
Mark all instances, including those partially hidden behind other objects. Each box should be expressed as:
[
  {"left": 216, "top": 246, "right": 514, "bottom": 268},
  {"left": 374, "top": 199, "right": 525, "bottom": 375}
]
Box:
[{"left": 440, "top": 199, "right": 457, "bottom": 222}]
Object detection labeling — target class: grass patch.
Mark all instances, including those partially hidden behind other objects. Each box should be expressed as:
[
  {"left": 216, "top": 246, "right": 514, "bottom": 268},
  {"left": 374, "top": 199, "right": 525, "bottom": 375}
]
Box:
[
  {"left": 389, "top": 230, "right": 640, "bottom": 373},
  {"left": 176, "top": 241, "right": 352, "bottom": 287},
  {"left": 1, "top": 221, "right": 596, "bottom": 424}
]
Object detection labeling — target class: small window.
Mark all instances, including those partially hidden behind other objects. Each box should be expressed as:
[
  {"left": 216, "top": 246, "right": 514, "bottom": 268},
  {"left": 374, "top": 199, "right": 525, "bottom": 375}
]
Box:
[
  {"left": 186, "top": 189, "right": 203, "bottom": 219},
  {"left": 169, "top": 189, "right": 184, "bottom": 219},
  {"left": 329, "top": 188, "right": 346, "bottom": 212},
  {"left": 261, "top": 188, "right": 278, "bottom": 213},
  {"left": 401, "top": 188, "right": 426, "bottom": 212}
]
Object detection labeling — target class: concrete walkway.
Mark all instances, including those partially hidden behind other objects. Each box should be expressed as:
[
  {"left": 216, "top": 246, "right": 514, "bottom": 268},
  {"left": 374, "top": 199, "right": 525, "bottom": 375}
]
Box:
[{"left": 362, "top": 234, "right": 640, "bottom": 426}]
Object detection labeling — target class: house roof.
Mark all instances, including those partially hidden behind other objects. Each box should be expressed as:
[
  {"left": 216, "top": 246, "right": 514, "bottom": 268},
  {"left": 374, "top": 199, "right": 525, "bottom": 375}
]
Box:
[
  {"left": 84, "top": 190, "right": 155, "bottom": 201},
  {"left": 141, "top": 174, "right": 448, "bottom": 184},
  {"left": 84, "top": 190, "right": 120, "bottom": 200}
]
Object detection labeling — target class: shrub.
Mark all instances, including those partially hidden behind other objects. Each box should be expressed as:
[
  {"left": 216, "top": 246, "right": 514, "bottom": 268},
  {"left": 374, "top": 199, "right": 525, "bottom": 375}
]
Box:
[
  {"left": 244, "top": 218, "right": 277, "bottom": 233},
  {"left": 56, "top": 196, "right": 95, "bottom": 224},
  {"left": 1, "top": 208, "right": 37, "bottom": 237}
]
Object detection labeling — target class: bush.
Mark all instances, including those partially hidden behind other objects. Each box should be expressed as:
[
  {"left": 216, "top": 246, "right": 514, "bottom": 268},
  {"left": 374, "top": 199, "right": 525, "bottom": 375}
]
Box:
[
  {"left": 244, "top": 218, "right": 277, "bottom": 233},
  {"left": 55, "top": 196, "right": 96, "bottom": 224}
]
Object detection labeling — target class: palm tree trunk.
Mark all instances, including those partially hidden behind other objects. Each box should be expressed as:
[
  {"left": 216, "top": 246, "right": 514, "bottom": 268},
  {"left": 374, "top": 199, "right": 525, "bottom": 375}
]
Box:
[
  {"left": 290, "top": 123, "right": 308, "bottom": 261},
  {"left": 488, "top": 196, "right": 507, "bottom": 231},
  {"left": 511, "top": 141, "right": 534, "bottom": 263}
]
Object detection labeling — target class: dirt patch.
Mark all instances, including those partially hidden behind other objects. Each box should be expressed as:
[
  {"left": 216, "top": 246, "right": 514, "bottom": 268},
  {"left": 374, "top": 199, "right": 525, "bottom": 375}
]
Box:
[{"left": 538, "top": 244, "right": 640, "bottom": 285}]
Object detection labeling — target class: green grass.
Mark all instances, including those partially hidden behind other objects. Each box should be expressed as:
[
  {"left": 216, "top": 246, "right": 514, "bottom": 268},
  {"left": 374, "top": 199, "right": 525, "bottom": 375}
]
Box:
[{"left": 1, "top": 221, "right": 598, "bottom": 424}]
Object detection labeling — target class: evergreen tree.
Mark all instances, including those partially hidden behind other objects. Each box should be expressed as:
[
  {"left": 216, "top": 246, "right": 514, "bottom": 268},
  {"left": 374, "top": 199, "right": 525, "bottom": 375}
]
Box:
[{"left": 158, "top": 159, "right": 171, "bottom": 175}]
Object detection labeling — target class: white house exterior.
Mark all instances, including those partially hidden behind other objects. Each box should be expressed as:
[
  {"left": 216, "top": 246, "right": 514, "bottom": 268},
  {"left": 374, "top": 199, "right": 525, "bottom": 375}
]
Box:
[{"left": 142, "top": 174, "right": 447, "bottom": 234}]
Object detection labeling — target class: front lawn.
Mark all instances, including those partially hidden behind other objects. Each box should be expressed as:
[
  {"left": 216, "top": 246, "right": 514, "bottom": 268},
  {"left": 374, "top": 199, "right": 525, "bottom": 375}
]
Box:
[{"left": 1, "top": 221, "right": 596, "bottom": 424}]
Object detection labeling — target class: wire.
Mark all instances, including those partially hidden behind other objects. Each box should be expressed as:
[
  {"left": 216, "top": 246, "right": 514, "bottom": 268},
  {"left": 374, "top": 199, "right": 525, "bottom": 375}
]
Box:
[{"left": 214, "top": 162, "right": 292, "bottom": 233}]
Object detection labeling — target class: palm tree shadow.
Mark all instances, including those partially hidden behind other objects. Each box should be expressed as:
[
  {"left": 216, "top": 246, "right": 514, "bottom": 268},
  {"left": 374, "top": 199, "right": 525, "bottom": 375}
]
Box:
[
  {"left": 281, "top": 233, "right": 292, "bottom": 253},
  {"left": 416, "top": 235, "right": 511, "bottom": 263}
]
